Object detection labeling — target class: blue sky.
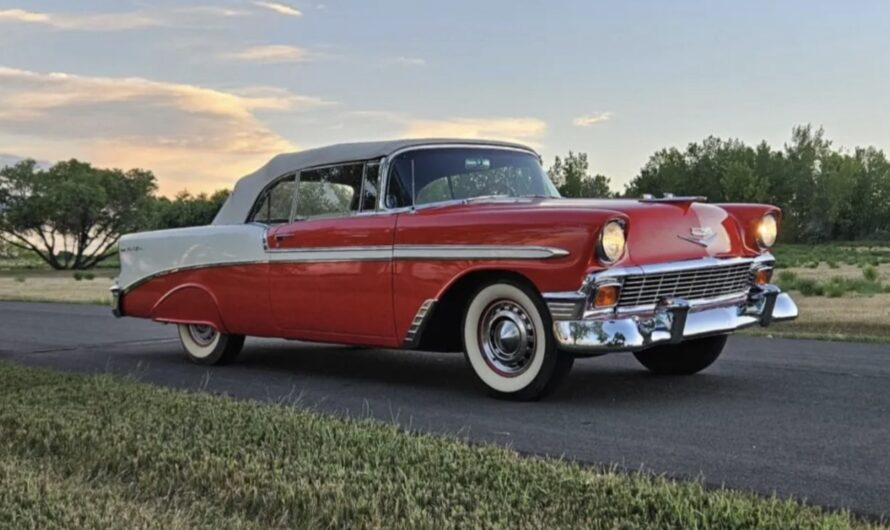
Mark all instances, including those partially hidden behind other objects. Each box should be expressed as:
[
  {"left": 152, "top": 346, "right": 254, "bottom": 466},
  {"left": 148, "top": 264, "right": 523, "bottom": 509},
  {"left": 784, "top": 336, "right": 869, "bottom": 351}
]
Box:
[{"left": 1, "top": 0, "right": 888, "bottom": 194}]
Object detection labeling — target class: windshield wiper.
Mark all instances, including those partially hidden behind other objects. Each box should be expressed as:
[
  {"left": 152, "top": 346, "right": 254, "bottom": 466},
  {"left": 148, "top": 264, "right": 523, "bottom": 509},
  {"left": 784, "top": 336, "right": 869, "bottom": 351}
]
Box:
[{"left": 462, "top": 194, "right": 513, "bottom": 204}]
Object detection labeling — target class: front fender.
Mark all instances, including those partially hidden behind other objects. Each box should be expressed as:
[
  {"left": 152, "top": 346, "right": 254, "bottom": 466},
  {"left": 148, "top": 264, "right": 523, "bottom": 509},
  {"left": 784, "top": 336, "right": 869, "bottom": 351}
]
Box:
[{"left": 718, "top": 204, "right": 783, "bottom": 254}]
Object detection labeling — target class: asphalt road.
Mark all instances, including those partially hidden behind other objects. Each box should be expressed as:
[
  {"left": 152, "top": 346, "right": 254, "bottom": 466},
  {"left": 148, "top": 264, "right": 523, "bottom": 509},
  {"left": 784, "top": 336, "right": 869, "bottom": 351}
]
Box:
[{"left": 1, "top": 301, "right": 888, "bottom": 518}]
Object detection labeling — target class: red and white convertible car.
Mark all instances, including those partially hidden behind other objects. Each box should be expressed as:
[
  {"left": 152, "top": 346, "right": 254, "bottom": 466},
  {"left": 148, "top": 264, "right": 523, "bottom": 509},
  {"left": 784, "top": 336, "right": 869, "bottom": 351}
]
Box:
[{"left": 113, "top": 139, "right": 798, "bottom": 399}]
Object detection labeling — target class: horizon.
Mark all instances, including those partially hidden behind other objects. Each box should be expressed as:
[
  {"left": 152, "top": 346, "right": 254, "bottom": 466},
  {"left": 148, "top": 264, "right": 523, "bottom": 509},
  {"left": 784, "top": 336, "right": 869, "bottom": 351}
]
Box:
[{"left": 1, "top": 0, "right": 888, "bottom": 196}]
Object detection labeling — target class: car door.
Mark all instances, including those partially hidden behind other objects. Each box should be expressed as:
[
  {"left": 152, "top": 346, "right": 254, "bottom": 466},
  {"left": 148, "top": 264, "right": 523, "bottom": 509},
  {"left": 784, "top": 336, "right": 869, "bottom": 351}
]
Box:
[{"left": 267, "top": 161, "right": 397, "bottom": 341}]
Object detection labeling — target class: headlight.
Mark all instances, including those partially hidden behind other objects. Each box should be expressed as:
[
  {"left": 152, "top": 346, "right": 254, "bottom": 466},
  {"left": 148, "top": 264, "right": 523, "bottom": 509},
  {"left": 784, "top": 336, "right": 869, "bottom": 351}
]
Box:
[
  {"left": 756, "top": 214, "right": 778, "bottom": 248},
  {"left": 598, "top": 220, "right": 626, "bottom": 263}
]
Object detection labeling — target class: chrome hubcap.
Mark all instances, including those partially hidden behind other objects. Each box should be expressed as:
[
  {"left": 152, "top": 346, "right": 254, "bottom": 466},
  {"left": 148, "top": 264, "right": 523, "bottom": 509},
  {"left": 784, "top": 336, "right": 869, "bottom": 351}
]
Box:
[
  {"left": 479, "top": 300, "right": 536, "bottom": 376},
  {"left": 188, "top": 324, "right": 217, "bottom": 347}
]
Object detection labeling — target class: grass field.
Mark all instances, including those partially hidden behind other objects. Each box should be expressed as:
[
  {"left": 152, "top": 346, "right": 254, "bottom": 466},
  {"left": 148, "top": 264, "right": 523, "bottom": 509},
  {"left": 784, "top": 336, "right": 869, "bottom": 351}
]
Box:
[
  {"left": 0, "top": 270, "right": 114, "bottom": 305},
  {"left": 0, "top": 361, "right": 881, "bottom": 530}
]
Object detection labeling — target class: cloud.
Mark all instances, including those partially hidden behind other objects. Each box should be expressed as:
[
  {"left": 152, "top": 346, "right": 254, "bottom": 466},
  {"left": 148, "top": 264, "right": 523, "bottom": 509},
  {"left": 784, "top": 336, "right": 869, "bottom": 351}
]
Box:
[
  {"left": 390, "top": 57, "right": 426, "bottom": 67},
  {"left": 0, "top": 153, "right": 50, "bottom": 169},
  {"left": 253, "top": 1, "right": 303, "bottom": 17},
  {"left": 0, "top": 9, "right": 49, "bottom": 23},
  {"left": 175, "top": 6, "right": 251, "bottom": 17},
  {"left": 0, "top": 67, "right": 332, "bottom": 193},
  {"left": 572, "top": 112, "right": 612, "bottom": 127},
  {"left": 225, "top": 45, "right": 311, "bottom": 63},
  {"left": 0, "top": 8, "right": 160, "bottom": 31},
  {"left": 402, "top": 117, "right": 547, "bottom": 146}
]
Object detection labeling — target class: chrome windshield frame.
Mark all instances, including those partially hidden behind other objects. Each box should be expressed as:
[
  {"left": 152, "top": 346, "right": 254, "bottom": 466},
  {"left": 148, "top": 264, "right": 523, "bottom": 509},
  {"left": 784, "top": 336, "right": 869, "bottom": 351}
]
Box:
[{"left": 377, "top": 143, "right": 550, "bottom": 214}]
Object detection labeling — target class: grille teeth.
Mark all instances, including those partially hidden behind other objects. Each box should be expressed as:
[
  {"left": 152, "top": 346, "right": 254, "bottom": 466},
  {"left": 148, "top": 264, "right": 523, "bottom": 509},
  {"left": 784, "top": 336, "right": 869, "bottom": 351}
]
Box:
[{"left": 618, "top": 262, "right": 753, "bottom": 307}]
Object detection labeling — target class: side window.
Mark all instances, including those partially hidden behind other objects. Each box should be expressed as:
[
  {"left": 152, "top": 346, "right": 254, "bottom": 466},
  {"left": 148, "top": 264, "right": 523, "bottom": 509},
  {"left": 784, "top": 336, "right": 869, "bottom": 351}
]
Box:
[
  {"left": 248, "top": 175, "right": 296, "bottom": 224},
  {"left": 360, "top": 162, "right": 381, "bottom": 211},
  {"left": 297, "top": 163, "right": 363, "bottom": 219}
]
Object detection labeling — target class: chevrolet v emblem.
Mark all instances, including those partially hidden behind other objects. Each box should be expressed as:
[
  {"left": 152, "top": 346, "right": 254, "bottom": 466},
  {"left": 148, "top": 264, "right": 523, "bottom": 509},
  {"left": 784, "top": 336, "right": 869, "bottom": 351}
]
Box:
[{"left": 678, "top": 227, "right": 715, "bottom": 247}]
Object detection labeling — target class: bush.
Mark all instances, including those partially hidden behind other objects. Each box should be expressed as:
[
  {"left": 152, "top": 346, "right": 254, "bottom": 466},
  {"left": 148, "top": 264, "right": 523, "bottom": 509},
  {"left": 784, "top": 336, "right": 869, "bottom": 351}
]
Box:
[
  {"left": 777, "top": 270, "right": 798, "bottom": 283},
  {"left": 863, "top": 266, "right": 879, "bottom": 282},
  {"left": 84, "top": 272, "right": 96, "bottom": 281},
  {"left": 776, "top": 270, "right": 798, "bottom": 290},
  {"left": 13, "top": 276, "right": 25, "bottom": 283},
  {"left": 72, "top": 272, "right": 84, "bottom": 281},
  {"left": 826, "top": 284, "right": 845, "bottom": 298},
  {"left": 796, "top": 278, "right": 823, "bottom": 296}
]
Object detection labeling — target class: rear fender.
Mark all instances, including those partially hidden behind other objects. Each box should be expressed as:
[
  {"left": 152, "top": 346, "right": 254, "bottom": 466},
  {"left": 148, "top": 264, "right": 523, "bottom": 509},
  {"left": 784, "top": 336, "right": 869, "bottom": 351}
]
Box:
[{"left": 150, "top": 283, "right": 228, "bottom": 332}]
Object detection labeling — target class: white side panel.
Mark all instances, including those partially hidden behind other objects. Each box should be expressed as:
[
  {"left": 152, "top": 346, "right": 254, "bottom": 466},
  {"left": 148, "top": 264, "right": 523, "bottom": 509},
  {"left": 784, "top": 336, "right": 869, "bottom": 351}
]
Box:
[{"left": 117, "top": 224, "right": 268, "bottom": 291}]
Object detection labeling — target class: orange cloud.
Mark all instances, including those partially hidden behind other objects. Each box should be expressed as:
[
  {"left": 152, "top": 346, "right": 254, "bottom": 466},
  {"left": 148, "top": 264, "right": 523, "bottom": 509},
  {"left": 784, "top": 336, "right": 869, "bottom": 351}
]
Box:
[
  {"left": 572, "top": 112, "right": 612, "bottom": 127},
  {"left": 0, "top": 67, "right": 332, "bottom": 194},
  {"left": 225, "top": 45, "right": 312, "bottom": 63},
  {"left": 402, "top": 117, "right": 547, "bottom": 147},
  {"left": 253, "top": 1, "right": 303, "bottom": 17},
  {"left": 0, "top": 7, "right": 159, "bottom": 30}
]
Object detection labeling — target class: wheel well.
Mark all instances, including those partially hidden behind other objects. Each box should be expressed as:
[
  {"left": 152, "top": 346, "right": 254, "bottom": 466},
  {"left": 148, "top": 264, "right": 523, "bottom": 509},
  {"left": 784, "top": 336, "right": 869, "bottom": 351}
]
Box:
[{"left": 416, "top": 270, "right": 536, "bottom": 352}]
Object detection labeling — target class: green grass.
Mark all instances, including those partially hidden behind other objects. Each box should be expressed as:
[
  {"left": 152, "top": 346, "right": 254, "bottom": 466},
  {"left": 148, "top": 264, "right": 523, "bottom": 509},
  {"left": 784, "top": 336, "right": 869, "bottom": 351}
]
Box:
[
  {"left": 772, "top": 243, "right": 890, "bottom": 269},
  {"left": 0, "top": 362, "right": 881, "bottom": 530},
  {"left": 773, "top": 268, "right": 888, "bottom": 297}
]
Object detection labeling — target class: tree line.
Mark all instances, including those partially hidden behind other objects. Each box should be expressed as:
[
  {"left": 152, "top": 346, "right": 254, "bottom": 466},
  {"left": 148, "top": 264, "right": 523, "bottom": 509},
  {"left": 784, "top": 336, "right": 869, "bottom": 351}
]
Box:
[
  {"left": 550, "top": 125, "right": 890, "bottom": 243},
  {"left": 2, "top": 125, "right": 888, "bottom": 269},
  {"left": 0, "top": 159, "right": 229, "bottom": 269}
]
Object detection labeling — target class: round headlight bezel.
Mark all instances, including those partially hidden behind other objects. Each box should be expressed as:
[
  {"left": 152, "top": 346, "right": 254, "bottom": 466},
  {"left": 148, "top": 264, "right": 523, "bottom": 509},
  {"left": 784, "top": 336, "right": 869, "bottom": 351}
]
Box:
[
  {"left": 597, "top": 219, "right": 627, "bottom": 263},
  {"left": 756, "top": 213, "right": 778, "bottom": 249}
]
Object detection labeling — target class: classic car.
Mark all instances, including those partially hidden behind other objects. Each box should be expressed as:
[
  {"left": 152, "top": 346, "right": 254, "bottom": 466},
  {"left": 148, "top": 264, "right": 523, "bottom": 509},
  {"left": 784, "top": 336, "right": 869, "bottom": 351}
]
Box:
[{"left": 112, "top": 138, "right": 798, "bottom": 400}]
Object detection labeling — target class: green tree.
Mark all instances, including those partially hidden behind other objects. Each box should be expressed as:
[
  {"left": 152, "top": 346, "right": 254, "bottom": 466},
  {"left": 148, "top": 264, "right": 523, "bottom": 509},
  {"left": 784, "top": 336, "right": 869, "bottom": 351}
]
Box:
[
  {"left": 152, "top": 189, "right": 230, "bottom": 229},
  {"left": 624, "top": 125, "right": 890, "bottom": 243},
  {"left": 547, "top": 152, "right": 614, "bottom": 198},
  {"left": 0, "top": 159, "right": 156, "bottom": 269}
]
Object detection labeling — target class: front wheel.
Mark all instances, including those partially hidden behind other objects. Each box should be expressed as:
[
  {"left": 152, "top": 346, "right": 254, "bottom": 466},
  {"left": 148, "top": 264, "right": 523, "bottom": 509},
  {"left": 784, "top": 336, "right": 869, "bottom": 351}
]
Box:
[
  {"left": 177, "top": 324, "right": 245, "bottom": 366},
  {"left": 633, "top": 334, "right": 728, "bottom": 375},
  {"left": 462, "top": 280, "right": 573, "bottom": 400}
]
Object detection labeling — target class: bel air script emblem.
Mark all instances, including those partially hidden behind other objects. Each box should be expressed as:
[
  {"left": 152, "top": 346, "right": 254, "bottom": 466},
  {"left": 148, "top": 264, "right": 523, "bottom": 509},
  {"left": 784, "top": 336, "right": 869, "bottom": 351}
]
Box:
[{"left": 678, "top": 227, "right": 716, "bottom": 247}]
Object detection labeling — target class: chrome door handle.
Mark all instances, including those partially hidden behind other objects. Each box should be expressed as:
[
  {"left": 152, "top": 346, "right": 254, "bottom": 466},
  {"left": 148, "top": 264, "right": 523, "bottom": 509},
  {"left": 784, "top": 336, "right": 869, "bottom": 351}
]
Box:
[{"left": 272, "top": 233, "right": 295, "bottom": 248}]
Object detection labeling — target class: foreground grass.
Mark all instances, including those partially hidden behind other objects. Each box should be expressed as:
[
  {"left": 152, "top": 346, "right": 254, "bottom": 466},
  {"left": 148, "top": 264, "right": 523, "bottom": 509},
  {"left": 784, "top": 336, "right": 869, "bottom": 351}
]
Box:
[{"left": 0, "top": 362, "right": 881, "bottom": 530}]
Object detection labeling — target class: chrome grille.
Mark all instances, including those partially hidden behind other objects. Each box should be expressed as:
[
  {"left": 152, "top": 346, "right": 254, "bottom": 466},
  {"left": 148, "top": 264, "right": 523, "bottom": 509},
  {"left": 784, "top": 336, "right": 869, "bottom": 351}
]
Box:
[{"left": 618, "top": 261, "right": 753, "bottom": 307}]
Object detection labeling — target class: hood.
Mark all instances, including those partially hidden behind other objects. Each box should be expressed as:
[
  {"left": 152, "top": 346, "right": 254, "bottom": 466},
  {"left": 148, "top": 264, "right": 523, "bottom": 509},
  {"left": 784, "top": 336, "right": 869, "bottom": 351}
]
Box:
[
  {"left": 440, "top": 197, "right": 743, "bottom": 265},
  {"left": 534, "top": 198, "right": 742, "bottom": 264}
]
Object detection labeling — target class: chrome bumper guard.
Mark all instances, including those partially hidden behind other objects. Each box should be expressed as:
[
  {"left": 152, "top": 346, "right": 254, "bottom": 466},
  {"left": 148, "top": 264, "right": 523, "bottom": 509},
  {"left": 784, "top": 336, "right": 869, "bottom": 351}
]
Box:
[
  {"left": 110, "top": 283, "right": 123, "bottom": 318},
  {"left": 552, "top": 284, "right": 798, "bottom": 354}
]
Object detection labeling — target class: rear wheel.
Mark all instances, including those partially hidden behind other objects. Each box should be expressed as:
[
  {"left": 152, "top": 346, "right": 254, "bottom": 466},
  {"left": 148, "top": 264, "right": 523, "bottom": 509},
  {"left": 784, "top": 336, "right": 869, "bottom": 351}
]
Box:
[
  {"left": 177, "top": 324, "right": 245, "bottom": 366},
  {"left": 633, "top": 334, "right": 728, "bottom": 375},
  {"left": 462, "top": 280, "right": 573, "bottom": 400}
]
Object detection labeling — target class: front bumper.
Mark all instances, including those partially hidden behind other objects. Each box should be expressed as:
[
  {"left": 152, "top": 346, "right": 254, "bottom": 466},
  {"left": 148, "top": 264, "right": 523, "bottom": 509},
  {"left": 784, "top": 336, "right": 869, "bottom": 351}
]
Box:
[{"left": 553, "top": 285, "right": 798, "bottom": 354}]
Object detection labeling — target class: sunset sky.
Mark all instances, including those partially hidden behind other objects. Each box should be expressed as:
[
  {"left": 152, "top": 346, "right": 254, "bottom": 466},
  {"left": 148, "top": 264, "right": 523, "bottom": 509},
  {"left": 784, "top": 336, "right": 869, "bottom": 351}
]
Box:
[{"left": 1, "top": 0, "right": 888, "bottom": 195}]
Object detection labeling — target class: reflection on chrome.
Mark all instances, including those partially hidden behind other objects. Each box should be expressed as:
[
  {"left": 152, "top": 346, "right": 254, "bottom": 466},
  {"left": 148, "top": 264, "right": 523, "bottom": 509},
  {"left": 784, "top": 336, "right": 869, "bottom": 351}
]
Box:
[{"left": 553, "top": 287, "right": 798, "bottom": 354}]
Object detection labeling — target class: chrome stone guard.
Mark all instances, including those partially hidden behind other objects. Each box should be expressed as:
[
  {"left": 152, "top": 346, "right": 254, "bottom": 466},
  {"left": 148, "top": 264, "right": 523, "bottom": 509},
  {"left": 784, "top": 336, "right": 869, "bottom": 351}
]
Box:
[{"left": 546, "top": 256, "right": 799, "bottom": 354}]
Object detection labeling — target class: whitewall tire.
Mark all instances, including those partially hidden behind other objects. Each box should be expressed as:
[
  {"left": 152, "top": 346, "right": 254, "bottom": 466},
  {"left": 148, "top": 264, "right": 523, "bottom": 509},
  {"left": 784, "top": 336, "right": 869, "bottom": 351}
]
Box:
[
  {"left": 177, "top": 324, "right": 245, "bottom": 366},
  {"left": 462, "top": 280, "right": 573, "bottom": 400}
]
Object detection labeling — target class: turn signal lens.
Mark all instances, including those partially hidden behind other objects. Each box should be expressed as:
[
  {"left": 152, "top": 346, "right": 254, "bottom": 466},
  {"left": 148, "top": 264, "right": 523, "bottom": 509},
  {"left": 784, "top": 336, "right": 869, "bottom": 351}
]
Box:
[
  {"left": 598, "top": 220, "right": 626, "bottom": 263},
  {"left": 756, "top": 214, "right": 778, "bottom": 248},
  {"left": 593, "top": 285, "right": 619, "bottom": 308},
  {"left": 754, "top": 268, "right": 773, "bottom": 286}
]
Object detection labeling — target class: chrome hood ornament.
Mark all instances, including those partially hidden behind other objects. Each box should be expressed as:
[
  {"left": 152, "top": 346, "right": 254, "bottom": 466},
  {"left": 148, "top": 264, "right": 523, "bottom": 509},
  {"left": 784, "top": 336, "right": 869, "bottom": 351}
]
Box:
[{"left": 678, "top": 226, "right": 716, "bottom": 246}]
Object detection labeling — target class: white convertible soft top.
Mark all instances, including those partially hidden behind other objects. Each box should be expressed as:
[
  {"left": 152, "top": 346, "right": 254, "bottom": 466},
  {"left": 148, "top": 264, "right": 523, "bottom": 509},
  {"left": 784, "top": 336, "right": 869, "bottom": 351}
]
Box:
[{"left": 212, "top": 138, "right": 535, "bottom": 225}]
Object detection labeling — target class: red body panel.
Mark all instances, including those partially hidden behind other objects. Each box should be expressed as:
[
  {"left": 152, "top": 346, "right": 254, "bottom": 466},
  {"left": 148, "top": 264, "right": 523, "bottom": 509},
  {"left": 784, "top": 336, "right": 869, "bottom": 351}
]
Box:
[
  {"left": 122, "top": 264, "right": 274, "bottom": 336},
  {"left": 267, "top": 216, "right": 397, "bottom": 338},
  {"left": 122, "top": 198, "right": 781, "bottom": 348}
]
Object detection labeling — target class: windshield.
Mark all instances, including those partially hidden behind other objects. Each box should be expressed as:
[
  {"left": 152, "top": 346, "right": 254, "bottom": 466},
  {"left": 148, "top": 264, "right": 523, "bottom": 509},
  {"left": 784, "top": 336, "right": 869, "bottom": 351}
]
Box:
[{"left": 385, "top": 147, "right": 560, "bottom": 208}]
